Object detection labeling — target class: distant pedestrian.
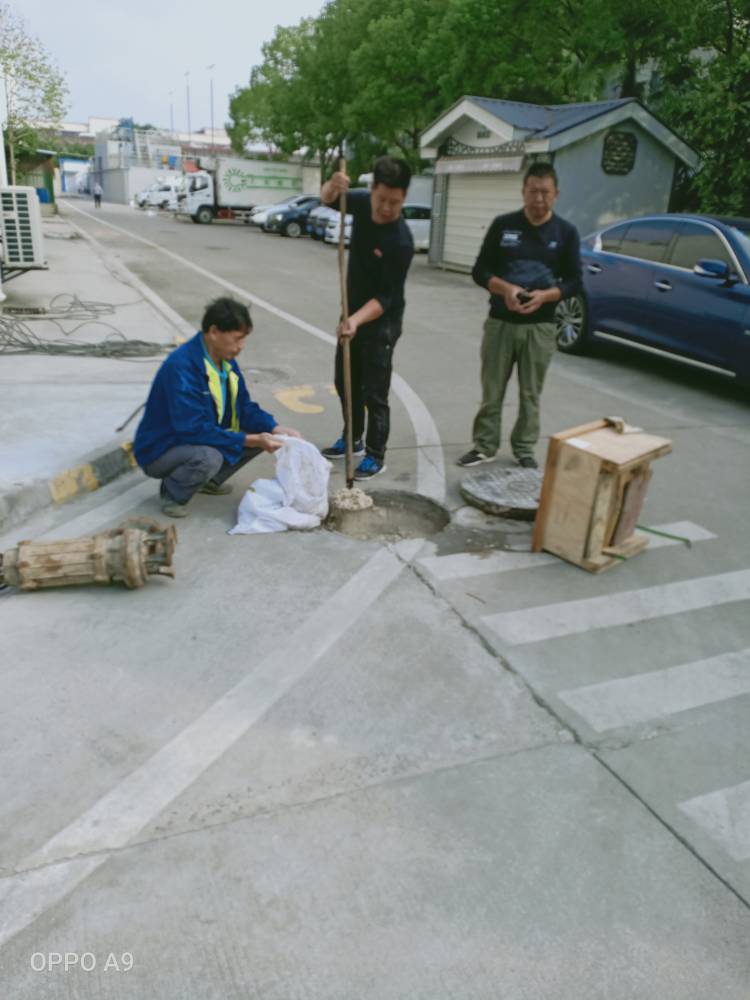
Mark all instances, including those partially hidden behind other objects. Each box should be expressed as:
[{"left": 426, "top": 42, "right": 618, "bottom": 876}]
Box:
[
  {"left": 458, "top": 162, "right": 582, "bottom": 470},
  {"left": 93, "top": 182, "right": 103, "bottom": 208}
]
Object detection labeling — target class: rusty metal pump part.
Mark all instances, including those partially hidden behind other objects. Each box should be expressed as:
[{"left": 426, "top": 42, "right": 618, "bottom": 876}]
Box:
[{"left": 0, "top": 518, "right": 177, "bottom": 591}]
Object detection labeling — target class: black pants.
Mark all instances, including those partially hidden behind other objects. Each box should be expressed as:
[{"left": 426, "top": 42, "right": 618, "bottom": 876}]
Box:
[
  {"left": 94, "top": 195, "right": 101, "bottom": 208},
  {"left": 334, "top": 313, "right": 402, "bottom": 463}
]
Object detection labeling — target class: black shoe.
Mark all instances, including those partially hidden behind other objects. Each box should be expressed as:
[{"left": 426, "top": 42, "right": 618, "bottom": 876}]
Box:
[
  {"left": 516, "top": 455, "right": 538, "bottom": 469},
  {"left": 457, "top": 449, "right": 494, "bottom": 468}
]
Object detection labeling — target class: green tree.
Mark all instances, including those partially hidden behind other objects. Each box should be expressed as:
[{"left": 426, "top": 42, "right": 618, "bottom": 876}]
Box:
[
  {"left": 229, "top": 13, "right": 353, "bottom": 180},
  {"left": 0, "top": 3, "right": 68, "bottom": 184},
  {"left": 655, "top": 1, "right": 750, "bottom": 213},
  {"left": 343, "top": 0, "right": 445, "bottom": 169}
]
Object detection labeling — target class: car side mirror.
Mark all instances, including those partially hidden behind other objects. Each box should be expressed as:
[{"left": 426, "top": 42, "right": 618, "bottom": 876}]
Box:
[{"left": 694, "top": 258, "right": 735, "bottom": 283}]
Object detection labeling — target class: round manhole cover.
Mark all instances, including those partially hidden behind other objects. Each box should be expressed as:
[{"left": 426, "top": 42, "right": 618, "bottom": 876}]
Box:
[
  {"left": 327, "top": 490, "right": 450, "bottom": 541},
  {"left": 460, "top": 466, "right": 543, "bottom": 519}
]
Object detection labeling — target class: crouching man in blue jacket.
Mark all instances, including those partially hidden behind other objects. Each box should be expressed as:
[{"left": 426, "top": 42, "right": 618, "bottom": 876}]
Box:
[{"left": 134, "top": 297, "right": 301, "bottom": 518}]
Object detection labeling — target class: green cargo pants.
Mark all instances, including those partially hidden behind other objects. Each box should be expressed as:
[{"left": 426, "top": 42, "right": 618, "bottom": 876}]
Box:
[{"left": 471, "top": 317, "right": 557, "bottom": 459}]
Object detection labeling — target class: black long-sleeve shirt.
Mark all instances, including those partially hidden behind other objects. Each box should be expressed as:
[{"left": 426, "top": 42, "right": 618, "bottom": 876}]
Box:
[
  {"left": 333, "top": 189, "right": 414, "bottom": 319},
  {"left": 472, "top": 209, "right": 582, "bottom": 324}
]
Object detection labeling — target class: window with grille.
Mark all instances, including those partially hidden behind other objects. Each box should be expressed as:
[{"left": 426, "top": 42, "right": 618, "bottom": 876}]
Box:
[{"left": 602, "top": 131, "right": 637, "bottom": 175}]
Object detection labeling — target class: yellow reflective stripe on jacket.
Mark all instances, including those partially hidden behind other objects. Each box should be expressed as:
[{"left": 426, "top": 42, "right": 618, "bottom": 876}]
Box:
[
  {"left": 204, "top": 359, "right": 240, "bottom": 431},
  {"left": 227, "top": 369, "right": 240, "bottom": 431}
]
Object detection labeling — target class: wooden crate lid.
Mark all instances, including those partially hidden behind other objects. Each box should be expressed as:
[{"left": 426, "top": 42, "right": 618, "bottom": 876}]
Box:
[{"left": 558, "top": 418, "right": 671, "bottom": 465}]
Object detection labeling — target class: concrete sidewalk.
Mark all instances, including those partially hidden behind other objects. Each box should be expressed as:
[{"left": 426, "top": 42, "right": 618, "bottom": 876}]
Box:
[{"left": 0, "top": 209, "right": 192, "bottom": 531}]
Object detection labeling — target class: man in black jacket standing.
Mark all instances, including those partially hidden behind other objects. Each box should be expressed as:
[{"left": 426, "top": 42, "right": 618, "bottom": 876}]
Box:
[
  {"left": 319, "top": 156, "right": 414, "bottom": 480},
  {"left": 458, "top": 162, "right": 582, "bottom": 469}
]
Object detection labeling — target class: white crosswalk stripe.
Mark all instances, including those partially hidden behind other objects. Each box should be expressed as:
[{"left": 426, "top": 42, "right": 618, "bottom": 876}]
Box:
[
  {"left": 557, "top": 648, "right": 750, "bottom": 732},
  {"left": 418, "top": 522, "right": 716, "bottom": 581},
  {"left": 679, "top": 780, "right": 750, "bottom": 862},
  {"left": 422, "top": 519, "right": 750, "bottom": 869},
  {"left": 481, "top": 569, "right": 750, "bottom": 646}
]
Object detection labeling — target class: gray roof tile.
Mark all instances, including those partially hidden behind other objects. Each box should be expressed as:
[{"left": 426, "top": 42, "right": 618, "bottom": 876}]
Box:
[{"left": 468, "top": 96, "right": 634, "bottom": 137}]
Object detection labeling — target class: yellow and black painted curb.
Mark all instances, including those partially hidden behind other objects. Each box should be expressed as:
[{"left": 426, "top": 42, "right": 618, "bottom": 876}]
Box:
[
  {"left": 0, "top": 442, "right": 137, "bottom": 535},
  {"left": 49, "top": 442, "right": 137, "bottom": 504}
]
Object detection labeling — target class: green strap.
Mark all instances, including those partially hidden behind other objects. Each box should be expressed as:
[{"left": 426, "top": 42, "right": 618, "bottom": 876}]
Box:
[{"left": 636, "top": 525, "right": 692, "bottom": 549}]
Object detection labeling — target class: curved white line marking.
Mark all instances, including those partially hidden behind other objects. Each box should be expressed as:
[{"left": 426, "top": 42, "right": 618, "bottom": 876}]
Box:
[{"left": 63, "top": 202, "right": 446, "bottom": 501}]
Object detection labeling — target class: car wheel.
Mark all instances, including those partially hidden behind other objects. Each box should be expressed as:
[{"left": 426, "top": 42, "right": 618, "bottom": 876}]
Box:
[
  {"left": 555, "top": 294, "right": 589, "bottom": 354},
  {"left": 284, "top": 220, "right": 302, "bottom": 238},
  {"left": 196, "top": 207, "right": 213, "bottom": 224}
]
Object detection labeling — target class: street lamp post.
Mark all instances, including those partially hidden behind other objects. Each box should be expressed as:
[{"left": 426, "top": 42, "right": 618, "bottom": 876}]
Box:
[
  {"left": 207, "top": 64, "right": 215, "bottom": 153},
  {"left": 169, "top": 91, "right": 174, "bottom": 137},
  {"left": 185, "top": 71, "right": 191, "bottom": 142}
]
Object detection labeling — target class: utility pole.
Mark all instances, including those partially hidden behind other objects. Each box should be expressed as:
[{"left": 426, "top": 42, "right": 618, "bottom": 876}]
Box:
[
  {"left": 185, "top": 71, "right": 191, "bottom": 142},
  {"left": 169, "top": 91, "right": 174, "bottom": 136},
  {"left": 207, "top": 64, "right": 215, "bottom": 153}
]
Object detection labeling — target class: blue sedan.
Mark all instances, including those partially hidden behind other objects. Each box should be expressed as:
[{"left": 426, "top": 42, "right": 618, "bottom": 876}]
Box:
[
  {"left": 555, "top": 214, "right": 750, "bottom": 384},
  {"left": 263, "top": 197, "right": 321, "bottom": 237}
]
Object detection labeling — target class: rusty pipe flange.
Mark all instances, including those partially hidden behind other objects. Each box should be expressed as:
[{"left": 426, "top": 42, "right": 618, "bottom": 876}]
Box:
[{"left": 122, "top": 518, "right": 177, "bottom": 577}]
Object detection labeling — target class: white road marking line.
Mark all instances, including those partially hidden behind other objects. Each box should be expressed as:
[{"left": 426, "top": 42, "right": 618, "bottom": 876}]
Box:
[
  {"left": 419, "top": 522, "right": 716, "bottom": 582},
  {"left": 63, "top": 202, "right": 446, "bottom": 502},
  {"left": 64, "top": 219, "right": 195, "bottom": 340},
  {"left": 558, "top": 648, "right": 750, "bottom": 732},
  {"left": 0, "top": 537, "right": 423, "bottom": 950},
  {"left": 679, "top": 779, "right": 750, "bottom": 862},
  {"left": 481, "top": 569, "right": 750, "bottom": 646}
]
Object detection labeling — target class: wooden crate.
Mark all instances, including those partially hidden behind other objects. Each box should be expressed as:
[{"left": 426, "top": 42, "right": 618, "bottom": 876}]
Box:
[{"left": 531, "top": 418, "right": 672, "bottom": 573}]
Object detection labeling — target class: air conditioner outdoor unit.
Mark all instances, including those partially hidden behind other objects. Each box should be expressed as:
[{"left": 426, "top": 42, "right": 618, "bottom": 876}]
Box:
[{"left": 0, "top": 186, "right": 48, "bottom": 271}]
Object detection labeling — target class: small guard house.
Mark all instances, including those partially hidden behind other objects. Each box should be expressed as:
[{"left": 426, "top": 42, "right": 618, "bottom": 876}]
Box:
[{"left": 420, "top": 96, "right": 699, "bottom": 271}]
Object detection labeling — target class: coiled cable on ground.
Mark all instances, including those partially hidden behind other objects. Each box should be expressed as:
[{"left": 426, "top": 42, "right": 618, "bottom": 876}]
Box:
[{"left": 0, "top": 294, "right": 171, "bottom": 360}]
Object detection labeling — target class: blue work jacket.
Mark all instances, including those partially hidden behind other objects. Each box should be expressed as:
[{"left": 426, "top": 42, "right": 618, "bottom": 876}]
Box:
[{"left": 133, "top": 332, "right": 276, "bottom": 468}]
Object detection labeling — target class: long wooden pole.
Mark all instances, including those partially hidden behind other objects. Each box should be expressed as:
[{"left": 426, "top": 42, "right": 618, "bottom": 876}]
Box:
[{"left": 338, "top": 156, "right": 354, "bottom": 488}]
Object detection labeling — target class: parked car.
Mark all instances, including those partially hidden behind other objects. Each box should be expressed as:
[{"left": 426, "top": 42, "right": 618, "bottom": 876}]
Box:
[
  {"left": 307, "top": 205, "right": 338, "bottom": 240},
  {"left": 555, "top": 213, "right": 750, "bottom": 384},
  {"left": 263, "top": 197, "right": 321, "bottom": 237},
  {"left": 402, "top": 203, "right": 432, "bottom": 251},
  {"left": 323, "top": 202, "right": 432, "bottom": 250},
  {"left": 251, "top": 194, "right": 319, "bottom": 229},
  {"left": 248, "top": 196, "right": 297, "bottom": 227},
  {"left": 324, "top": 213, "right": 353, "bottom": 247},
  {"left": 134, "top": 182, "right": 160, "bottom": 208},
  {"left": 139, "top": 178, "right": 183, "bottom": 210}
]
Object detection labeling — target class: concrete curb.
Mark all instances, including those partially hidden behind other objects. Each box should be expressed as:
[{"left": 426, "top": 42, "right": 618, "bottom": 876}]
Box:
[
  {"left": 0, "top": 441, "right": 138, "bottom": 535},
  {"left": 0, "top": 204, "right": 194, "bottom": 536}
]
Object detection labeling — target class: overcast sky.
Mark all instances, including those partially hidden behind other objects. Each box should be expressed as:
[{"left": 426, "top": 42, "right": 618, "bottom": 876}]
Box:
[{"left": 19, "top": 0, "right": 326, "bottom": 132}]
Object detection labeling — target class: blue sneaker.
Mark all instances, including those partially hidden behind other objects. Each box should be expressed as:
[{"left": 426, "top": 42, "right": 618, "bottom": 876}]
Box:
[
  {"left": 354, "top": 455, "right": 386, "bottom": 480},
  {"left": 321, "top": 436, "right": 364, "bottom": 459}
]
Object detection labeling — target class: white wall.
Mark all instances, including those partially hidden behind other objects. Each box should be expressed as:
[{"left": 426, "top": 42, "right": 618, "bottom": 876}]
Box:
[
  {"left": 100, "top": 168, "right": 129, "bottom": 204},
  {"left": 452, "top": 116, "right": 507, "bottom": 149},
  {"left": 554, "top": 123, "right": 676, "bottom": 237},
  {"left": 302, "top": 164, "right": 320, "bottom": 194}
]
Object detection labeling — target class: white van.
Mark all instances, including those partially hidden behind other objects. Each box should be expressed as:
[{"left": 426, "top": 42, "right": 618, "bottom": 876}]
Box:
[{"left": 145, "top": 177, "right": 183, "bottom": 211}]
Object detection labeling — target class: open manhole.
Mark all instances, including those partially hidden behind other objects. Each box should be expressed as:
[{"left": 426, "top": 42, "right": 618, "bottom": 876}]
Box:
[{"left": 327, "top": 489, "right": 450, "bottom": 541}]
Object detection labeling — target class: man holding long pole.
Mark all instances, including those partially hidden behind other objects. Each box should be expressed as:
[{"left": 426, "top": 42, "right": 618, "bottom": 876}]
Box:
[{"left": 319, "top": 156, "right": 414, "bottom": 480}]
